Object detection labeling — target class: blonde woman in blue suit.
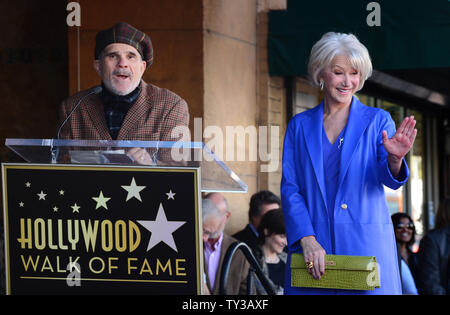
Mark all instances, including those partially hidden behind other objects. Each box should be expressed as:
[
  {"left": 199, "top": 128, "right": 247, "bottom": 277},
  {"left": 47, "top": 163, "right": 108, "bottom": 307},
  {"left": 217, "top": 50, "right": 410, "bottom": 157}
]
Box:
[{"left": 281, "top": 32, "right": 417, "bottom": 295}]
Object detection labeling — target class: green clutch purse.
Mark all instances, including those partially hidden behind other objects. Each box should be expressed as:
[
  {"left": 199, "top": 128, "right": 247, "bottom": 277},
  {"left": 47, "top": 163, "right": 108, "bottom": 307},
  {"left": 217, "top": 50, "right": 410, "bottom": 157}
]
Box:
[{"left": 291, "top": 253, "right": 380, "bottom": 291}]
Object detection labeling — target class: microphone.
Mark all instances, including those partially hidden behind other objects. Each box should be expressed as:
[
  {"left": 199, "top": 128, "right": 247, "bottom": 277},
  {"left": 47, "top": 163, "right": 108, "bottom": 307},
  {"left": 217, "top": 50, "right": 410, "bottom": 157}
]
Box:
[
  {"left": 52, "top": 86, "right": 102, "bottom": 163},
  {"left": 56, "top": 86, "right": 103, "bottom": 140}
]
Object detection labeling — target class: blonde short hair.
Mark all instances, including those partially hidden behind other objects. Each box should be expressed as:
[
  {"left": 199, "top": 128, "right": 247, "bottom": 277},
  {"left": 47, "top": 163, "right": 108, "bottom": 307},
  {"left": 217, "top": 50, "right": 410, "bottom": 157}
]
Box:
[{"left": 307, "top": 32, "right": 373, "bottom": 91}]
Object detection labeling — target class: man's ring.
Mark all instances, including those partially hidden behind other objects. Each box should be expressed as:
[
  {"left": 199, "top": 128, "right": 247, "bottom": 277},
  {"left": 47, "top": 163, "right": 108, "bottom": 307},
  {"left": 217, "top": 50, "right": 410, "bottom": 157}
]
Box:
[{"left": 306, "top": 261, "right": 314, "bottom": 269}]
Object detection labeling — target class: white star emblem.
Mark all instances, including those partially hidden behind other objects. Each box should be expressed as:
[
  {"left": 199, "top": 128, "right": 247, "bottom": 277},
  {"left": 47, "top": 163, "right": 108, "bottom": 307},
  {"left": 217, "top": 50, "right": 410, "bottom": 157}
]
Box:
[
  {"left": 166, "top": 190, "right": 176, "bottom": 200},
  {"left": 92, "top": 191, "right": 111, "bottom": 210},
  {"left": 138, "top": 203, "right": 186, "bottom": 252},
  {"left": 25, "top": 182, "right": 31, "bottom": 188},
  {"left": 71, "top": 203, "right": 81, "bottom": 213},
  {"left": 121, "top": 177, "right": 146, "bottom": 202},
  {"left": 37, "top": 191, "right": 47, "bottom": 200},
  {"left": 53, "top": 206, "right": 58, "bottom": 212},
  {"left": 19, "top": 201, "right": 25, "bottom": 207},
  {"left": 59, "top": 190, "right": 65, "bottom": 196}
]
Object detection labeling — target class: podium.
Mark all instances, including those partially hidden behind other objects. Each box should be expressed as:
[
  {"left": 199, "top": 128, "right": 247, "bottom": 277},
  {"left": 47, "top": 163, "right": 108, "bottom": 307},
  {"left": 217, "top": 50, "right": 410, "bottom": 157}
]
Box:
[{"left": 2, "top": 139, "right": 247, "bottom": 295}]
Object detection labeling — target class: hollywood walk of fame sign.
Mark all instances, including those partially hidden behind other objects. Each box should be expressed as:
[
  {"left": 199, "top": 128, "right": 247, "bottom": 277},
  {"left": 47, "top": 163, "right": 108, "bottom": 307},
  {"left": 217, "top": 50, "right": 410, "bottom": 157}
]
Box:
[{"left": 2, "top": 163, "right": 203, "bottom": 295}]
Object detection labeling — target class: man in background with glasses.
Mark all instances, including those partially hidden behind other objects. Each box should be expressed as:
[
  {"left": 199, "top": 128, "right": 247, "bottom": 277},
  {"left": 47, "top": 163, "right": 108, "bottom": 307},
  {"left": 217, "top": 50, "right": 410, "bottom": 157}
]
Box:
[{"left": 202, "top": 196, "right": 250, "bottom": 294}]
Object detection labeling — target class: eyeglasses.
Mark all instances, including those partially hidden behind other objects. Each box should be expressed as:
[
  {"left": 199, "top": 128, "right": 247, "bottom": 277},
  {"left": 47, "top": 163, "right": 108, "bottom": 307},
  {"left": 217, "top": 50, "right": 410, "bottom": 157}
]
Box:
[{"left": 395, "top": 223, "right": 415, "bottom": 230}]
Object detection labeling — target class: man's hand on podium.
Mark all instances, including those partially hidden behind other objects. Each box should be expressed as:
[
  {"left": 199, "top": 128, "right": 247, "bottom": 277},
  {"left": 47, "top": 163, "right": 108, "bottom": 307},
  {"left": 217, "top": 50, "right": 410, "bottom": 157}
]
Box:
[{"left": 127, "top": 147, "right": 154, "bottom": 165}]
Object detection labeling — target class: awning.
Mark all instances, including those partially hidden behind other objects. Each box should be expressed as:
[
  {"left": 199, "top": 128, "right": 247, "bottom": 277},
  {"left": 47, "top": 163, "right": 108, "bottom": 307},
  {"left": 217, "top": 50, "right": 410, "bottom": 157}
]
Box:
[{"left": 268, "top": 0, "right": 450, "bottom": 76}]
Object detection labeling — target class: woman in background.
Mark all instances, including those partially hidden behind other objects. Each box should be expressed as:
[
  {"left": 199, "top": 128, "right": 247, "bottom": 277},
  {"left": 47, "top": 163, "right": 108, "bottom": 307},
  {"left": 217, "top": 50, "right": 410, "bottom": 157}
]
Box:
[
  {"left": 391, "top": 212, "right": 419, "bottom": 294},
  {"left": 254, "top": 209, "right": 287, "bottom": 295}
]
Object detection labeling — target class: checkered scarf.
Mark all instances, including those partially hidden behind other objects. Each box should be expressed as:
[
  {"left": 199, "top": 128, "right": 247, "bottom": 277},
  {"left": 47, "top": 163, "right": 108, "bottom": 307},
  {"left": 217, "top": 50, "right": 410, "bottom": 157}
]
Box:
[{"left": 101, "top": 82, "right": 141, "bottom": 139}]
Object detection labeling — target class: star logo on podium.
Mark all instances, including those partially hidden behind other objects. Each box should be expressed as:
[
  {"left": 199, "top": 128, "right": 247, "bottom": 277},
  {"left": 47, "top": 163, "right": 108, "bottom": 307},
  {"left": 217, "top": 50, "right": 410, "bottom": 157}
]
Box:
[
  {"left": 122, "top": 177, "right": 146, "bottom": 202},
  {"left": 166, "top": 189, "right": 176, "bottom": 200},
  {"left": 37, "top": 191, "right": 47, "bottom": 200},
  {"left": 71, "top": 203, "right": 81, "bottom": 213},
  {"left": 138, "top": 203, "right": 186, "bottom": 252},
  {"left": 92, "top": 191, "right": 111, "bottom": 210}
]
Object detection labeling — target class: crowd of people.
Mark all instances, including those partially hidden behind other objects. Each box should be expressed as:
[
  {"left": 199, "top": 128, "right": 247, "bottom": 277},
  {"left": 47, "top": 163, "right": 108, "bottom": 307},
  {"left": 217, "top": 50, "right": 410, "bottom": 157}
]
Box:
[
  {"left": 201, "top": 191, "right": 450, "bottom": 295},
  {"left": 201, "top": 190, "right": 286, "bottom": 295}
]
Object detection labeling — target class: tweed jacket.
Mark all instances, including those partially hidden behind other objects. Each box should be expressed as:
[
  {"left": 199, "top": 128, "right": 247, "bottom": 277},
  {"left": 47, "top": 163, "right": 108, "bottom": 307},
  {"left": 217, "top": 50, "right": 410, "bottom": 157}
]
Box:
[
  {"left": 58, "top": 81, "right": 189, "bottom": 160},
  {"left": 204, "top": 233, "right": 250, "bottom": 295}
]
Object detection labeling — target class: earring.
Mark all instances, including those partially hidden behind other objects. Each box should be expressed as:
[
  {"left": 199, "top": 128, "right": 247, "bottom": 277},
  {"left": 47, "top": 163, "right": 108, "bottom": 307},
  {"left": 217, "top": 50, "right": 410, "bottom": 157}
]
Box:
[{"left": 319, "top": 81, "right": 324, "bottom": 91}]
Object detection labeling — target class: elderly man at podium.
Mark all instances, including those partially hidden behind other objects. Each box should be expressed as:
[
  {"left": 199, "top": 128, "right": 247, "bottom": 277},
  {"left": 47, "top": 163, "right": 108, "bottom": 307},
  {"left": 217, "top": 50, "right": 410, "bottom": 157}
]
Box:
[{"left": 57, "top": 22, "right": 189, "bottom": 164}]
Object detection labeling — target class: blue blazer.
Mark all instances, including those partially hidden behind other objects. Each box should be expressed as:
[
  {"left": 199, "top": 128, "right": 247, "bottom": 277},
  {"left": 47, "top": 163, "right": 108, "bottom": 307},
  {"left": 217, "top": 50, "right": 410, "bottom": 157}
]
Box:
[{"left": 281, "top": 97, "right": 409, "bottom": 295}]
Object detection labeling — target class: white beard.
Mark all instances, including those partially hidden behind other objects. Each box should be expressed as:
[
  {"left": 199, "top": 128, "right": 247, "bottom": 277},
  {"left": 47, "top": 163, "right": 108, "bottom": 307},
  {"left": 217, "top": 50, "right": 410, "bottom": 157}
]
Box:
[{"left": 103, "top": 78, "right": 141, "bottom": 96}]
